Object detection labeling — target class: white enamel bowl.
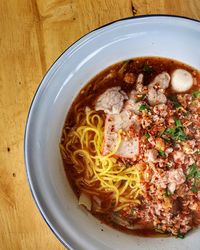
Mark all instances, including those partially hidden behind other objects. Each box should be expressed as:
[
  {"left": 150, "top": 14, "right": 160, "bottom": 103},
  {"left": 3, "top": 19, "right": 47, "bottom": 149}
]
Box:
[{"left": 25, "top": 15, "right": 200, "bottom": 250}]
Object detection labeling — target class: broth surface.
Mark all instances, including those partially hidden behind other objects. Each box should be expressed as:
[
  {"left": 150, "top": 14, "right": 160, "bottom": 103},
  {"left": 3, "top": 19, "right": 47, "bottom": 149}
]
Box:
[{"left": 60, "top": 57, "right": 200, "bottom": 237}]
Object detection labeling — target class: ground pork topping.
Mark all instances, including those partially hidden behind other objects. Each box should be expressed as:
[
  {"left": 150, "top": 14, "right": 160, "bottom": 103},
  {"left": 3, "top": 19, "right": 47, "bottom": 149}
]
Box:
[{"left": 99, "top": 69, "right": 200, "bottom": 237}]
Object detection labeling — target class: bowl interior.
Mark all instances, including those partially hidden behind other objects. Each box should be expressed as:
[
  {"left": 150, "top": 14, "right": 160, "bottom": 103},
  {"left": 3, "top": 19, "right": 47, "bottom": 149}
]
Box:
[{"left": 25, "top": 16, "right": 200, "bottom": 250}]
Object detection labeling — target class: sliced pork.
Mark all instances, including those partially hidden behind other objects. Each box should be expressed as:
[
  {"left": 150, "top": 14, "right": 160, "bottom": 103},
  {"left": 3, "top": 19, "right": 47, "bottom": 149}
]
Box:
[
  {"left": 103, "top": 111, "right": 140, "bottom": 158},
  {"left": 149, "top": 72, "right": 170, "bottom": 89},
  {"left": 147, "top": 72, "right": 170, "bottom": 106},
  {"left": 95, "top": 86, "right": 128, "bottom": 114}
]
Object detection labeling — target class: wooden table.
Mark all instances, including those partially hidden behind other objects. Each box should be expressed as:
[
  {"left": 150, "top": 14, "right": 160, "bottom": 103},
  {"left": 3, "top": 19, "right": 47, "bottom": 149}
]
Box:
[{"left": 0, "top": 0, "right": 200, "bottom": 249}]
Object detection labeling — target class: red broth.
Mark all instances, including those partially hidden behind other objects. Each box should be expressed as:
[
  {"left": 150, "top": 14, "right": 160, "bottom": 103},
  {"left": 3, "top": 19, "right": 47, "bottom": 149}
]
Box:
[{"left": 60, "top": 57, "right": 200, "bottom": 237}]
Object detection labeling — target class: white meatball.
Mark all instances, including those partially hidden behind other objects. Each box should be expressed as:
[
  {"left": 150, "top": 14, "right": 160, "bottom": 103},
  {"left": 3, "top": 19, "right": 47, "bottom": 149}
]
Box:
[{"left": 171, "top": 69, "right": 193, "bottom": 92}]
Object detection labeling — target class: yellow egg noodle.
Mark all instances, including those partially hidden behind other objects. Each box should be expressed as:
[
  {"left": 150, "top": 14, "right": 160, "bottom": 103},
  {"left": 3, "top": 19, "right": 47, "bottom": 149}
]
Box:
[{"left": 60, "top": 110, "right": 141, "bottom": 211}]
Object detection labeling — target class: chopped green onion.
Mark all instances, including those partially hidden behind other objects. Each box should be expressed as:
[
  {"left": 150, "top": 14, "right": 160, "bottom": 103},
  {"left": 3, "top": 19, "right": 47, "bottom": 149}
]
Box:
[
  {"left": 143, "top": 63, "right": 153, "bottom": 73},
  {"left": 192, "top": 90, "right": 200, "bottom": 98},
  {"left": 191, "top": 185, "right": 198, "bottom": 192},
  {"left": 195, "top": 171, "right": 200, "bottom": 179},
  {"left": 165, "top": 125, "right": 187, "bottom": 141},
  {"left": 168, "top": 95, "right": 181, "bottom": 108},
  {"left": 187, "top": 163, "right": 200, "bottom": 179},
  {"left": 187, "top": 165, "right": 200, "bottom": 192},
  {"left": 165, "top": 187, "right": 171, "bottom": 197},
  {"left": 159, "top": 150, "right": 166, "bottom": 157},
  {"left": 165, "top": 127, "right": 175, "bottom": 134},
  {"left": 139, "top": 104, "right": 149, "bottom": 111},
  {"left": 144, "top": 132, "right": 150, "bottom": 139},
  {"left": 177, "top": 232, "right": 185, "bottom": 239},
  {"left": 174, "top": 128, "right": 187, "bottom": 141},
  {"left": 175, "top": 119, "right": 183, "bottom": 128}
]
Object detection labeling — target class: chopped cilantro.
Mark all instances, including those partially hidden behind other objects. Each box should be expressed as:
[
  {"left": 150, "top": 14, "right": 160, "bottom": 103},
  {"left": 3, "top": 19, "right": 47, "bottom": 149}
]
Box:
[
  {"left": 192, "top": 90, "right": 200, "bottom": 98},
  {"left": 187, "top": 163, "right": 200, "bottom": 179},
  {"left": 139, "top": 104, "right": 149, "bottom": 111},
  {"left": 165, "top": 126, "right": 187, "bottom": 141},
  {"left": 174, "top": 128, "right": 187, "bottom": 141},
  {"left": 195, "top": 171, "right": 200, "bottom": 179},
  {"left": 165, "top": 127, "right": 175, "bottom": 134},
  {"left": 187, "top": 164, "right": 197, "bottom": 178},
  {"left": 144, "top": 132, "right": 150, "bottom": 139},
  {"left": 165, "top": 119, "right": 187, "bottom": 141},
  {"left": 159, "top": 150, "right": 166, "bottom": 157},
  {"left": 175, "top": 119, "right": 183, "bottom": 128},
  {"left": 143, "top": 62, "right": 153, "bottom": 73},
  {"left": 165, "top": 187, "right": 171, "bottom": 197},
  {"left": 177, "top": 232, "right": 185, "bottom": 239},
  {"left": 187, "top": 164, "right": 200, "bottom": 192},
  {"left": 168, "top": 95, "right": 181, "bottom": 108},
  {"left": 191, "top": 185, "right": 198, "bottom": 192}
]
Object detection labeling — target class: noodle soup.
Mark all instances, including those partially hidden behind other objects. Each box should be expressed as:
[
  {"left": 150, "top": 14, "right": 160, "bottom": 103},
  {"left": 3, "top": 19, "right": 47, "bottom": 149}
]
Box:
[{"left": 60, "top": 57, "right": 200, "bottom": 238}]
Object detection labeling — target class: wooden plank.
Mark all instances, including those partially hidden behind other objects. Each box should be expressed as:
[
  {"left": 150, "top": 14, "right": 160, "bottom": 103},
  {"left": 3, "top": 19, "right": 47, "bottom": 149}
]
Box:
[
  {"left": 0, "top": 0, "right": 199, "bottom": 249},
  {"left": 0, "top": 0, "right": 64, "bottom": 249}
]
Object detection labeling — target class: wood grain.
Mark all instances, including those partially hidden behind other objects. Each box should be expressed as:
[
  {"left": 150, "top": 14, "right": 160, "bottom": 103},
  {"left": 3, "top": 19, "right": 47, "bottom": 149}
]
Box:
[{"left": 0, "top": 0, "right": 199, "bottom": 249}]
